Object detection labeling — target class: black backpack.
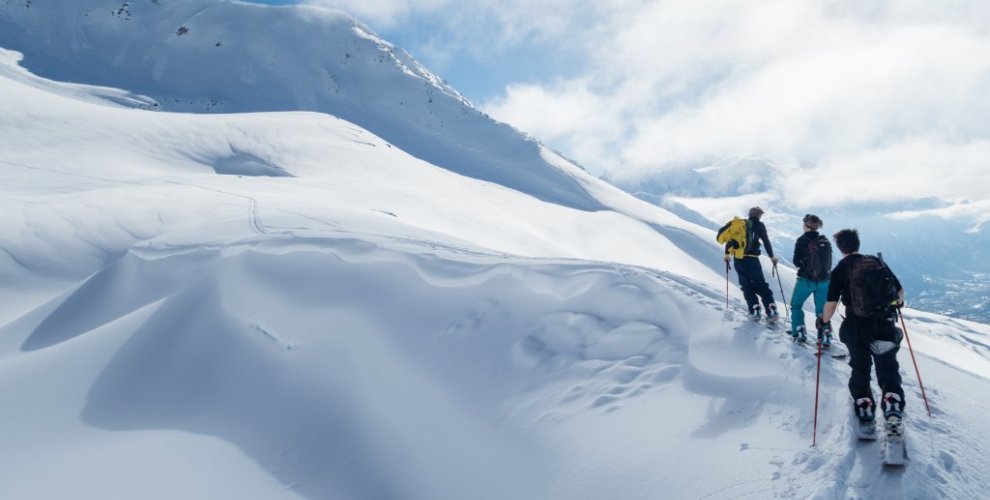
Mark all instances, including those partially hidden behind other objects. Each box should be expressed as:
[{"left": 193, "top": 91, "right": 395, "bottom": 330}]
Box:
[
  {"left": 848, "top": 254, "right": 900, "bottom": 319},
  {"left": 802, "top": 234, "right": 832, "bottom": 281}
]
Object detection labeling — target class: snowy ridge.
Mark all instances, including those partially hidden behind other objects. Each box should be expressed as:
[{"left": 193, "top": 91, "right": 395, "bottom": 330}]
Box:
[
  {"left": 348, "top": 21, "right": 466, "bottom": 104},
  {"left": 0, "top": 43, "right": 718, "bottom": 286},
  {"left": 0, "top": 0, "right": 600, "bottom": 210}
]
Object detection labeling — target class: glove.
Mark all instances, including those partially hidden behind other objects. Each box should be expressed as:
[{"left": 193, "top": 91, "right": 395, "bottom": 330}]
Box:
[
  {"left": 893, "top": 300, "right": 905, "bottom": 309},
  {"left": 815, "top": 316, "right": 830, "bottom": 332},
  {"left": 723, "top": 254, "right": 731, "bottom": 263},
  {"left": 770, "top": 256, "right": 779, "bottom": 265}
]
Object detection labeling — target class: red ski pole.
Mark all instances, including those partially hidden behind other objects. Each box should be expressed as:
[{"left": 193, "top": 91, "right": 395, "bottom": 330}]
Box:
[
  {"left": 898, "top": 309, "right": 932, "bottom": 417},
  {"left": 812, "top": 337, "right": 823, "bottom": 446}
]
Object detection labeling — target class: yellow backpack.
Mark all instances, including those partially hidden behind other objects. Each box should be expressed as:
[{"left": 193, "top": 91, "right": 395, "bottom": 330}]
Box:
[{"left": 716, "top": 217, "right": 749, "bottom": 259}]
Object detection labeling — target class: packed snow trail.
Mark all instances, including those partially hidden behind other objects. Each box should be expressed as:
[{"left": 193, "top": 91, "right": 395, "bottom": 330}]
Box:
[{"left": 747, "top": 312, "right": 989, "bottom": 499}]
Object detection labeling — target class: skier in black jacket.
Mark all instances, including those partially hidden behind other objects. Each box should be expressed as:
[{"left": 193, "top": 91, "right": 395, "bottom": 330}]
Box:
[
  {"left": 789, "top": 214, "right": 831, "bottom": 342},
  {"left": 819, "top": 229, "right": 906, "bottom": 438},
  {"left": 722, "top": 206, "right": 779, "bottom": 321}
]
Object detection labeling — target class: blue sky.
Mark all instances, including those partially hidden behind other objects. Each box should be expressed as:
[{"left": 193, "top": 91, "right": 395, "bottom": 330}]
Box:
[{"left": 245, "top": 0, "right": 990, "bottom": 222}]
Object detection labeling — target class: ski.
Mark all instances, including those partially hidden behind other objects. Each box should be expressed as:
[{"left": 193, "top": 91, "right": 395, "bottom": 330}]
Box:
[
  {"left": 823, "top": 341, "right": 848, "bottom": 359},
  {"left": 882, "top": 416, "right": 907, "bottom": 466},
  {"left": 849, "top": 405, "right": 906, "bottom": 466},
  {"left": 750, "top": 314, "right": 780, "bottom": 330},
  {"left": 749, "top": 306, "right": 781, "bottom": 327},
  {"left": 855, "top": 419, "right": 878, "bottom": 441},
  {"left": 784, "top": 330, "right": 847, "bottom": 358}
]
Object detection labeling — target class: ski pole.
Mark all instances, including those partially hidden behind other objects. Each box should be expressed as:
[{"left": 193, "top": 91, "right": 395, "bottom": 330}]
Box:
[
  {"left": 898, "top": 308, "right": 932, "bottom": 417},
  {"left": 725, "top": 259, "right": 731, "bottom": 311},
  {"left": 772, "top": 263, "right": 790, "bottom": 320},
  {"left": 813, "top": 336, "right": 823, "bottom": 446}
]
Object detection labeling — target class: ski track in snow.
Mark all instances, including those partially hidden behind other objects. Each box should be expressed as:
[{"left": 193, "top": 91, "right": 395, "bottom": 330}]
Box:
[{"left": 754, "top": 322, "right": 987, "bottom": 500}]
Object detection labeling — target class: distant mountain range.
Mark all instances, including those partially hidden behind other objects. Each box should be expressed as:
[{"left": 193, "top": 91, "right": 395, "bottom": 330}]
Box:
[{"left": 606, "top": 157, "right": 990, "bottom": 323}]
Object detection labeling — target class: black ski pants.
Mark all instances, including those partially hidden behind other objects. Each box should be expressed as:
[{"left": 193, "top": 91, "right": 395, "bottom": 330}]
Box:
[
  {"left": 733, "top": 256, "right": 775, "bottom": 313},
  {"left": 839, "top": 315, "right": 905, "bottom": 412}
]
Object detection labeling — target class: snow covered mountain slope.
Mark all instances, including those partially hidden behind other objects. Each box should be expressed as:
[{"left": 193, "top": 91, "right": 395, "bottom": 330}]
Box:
[
  {"left": 0, "top": 47, "right": 714, "bottom": 288},
  {"left": 0, "top": 0, "right": 601, "bottom": 210},
  {"left": 2, "top": 4, "right": 990, "bottom": 499}
]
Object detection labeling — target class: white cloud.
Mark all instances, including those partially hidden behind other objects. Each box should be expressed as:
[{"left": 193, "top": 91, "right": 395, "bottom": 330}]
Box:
[
  {"left": 780, "top": 138, "right": 990, "bottom": 207},
  {"left": 476, "top": 1, "right": 990, "bottom": 215},
  {"left": 889, "top": 198, "right": 990, "bottom": 234},
  {"left": 482, "top": 79, "right": 629, "bottom": 170}
]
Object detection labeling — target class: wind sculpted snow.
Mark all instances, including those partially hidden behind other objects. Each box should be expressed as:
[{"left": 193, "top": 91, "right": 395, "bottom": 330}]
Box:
[{"left": 4, "top": 235, "right": 990, "bottom": 499}]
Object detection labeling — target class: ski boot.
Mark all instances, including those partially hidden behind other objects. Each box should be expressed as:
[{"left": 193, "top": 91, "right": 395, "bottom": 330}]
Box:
[
  {"left": 791, "top": 325, "right": 807, "bottom": 343},
  {"left": 814, "top": 316, "right": 832, "bottom": 347},
  {"left": 750, "top": 305, "right": 762, "bottom": 322},
  {"left": 854, "top": 397, "right": 877, "bottom": 441},
  {"left": 766, "top": 304, "right": 780, "bottom": 324},
  {"left": 817, "top": 322, "right": 833, "bottom": 349},
  {"left": 882, "top": 392, "right": 903, "bottom": 419}
]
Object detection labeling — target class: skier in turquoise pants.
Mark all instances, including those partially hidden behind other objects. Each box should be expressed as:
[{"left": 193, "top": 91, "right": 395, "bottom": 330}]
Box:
[
  {"left": 791, "top": 278, "right": 829, "bottom": 339},
  {"left": 789, "top": 215, "right": 832, "bottom": 343}
]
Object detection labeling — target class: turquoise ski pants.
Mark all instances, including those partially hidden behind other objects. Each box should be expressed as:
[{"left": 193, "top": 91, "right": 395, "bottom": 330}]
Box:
[{"left": 791, "top": 277, "right": 829, "bottom": 332}]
